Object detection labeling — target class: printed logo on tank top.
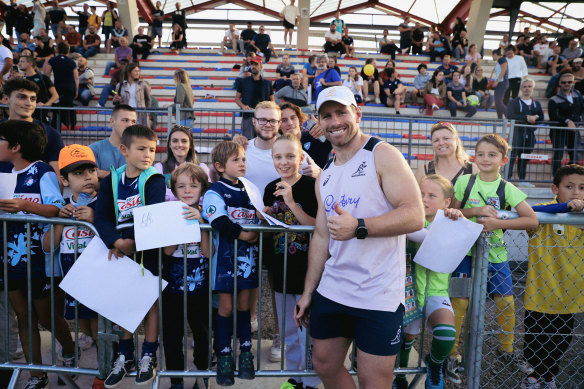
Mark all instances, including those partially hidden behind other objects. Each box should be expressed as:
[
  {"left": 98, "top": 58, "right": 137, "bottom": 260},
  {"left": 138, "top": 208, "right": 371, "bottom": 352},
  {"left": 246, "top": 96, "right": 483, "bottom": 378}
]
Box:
[
  {"left": 322, "top": 174, "right": 331, "bottom": 186},
  {"left": 323, "top": 193, "right": 361, "bottom": 213},
  {"left": 117, "top": 194, "right": 141, "bottom": 222},
  {"left": 228, "top": 206, "right": 256, "bottom": 224},
  {"left": 351, "top": 161, "right": 367, "bottom": 177}
]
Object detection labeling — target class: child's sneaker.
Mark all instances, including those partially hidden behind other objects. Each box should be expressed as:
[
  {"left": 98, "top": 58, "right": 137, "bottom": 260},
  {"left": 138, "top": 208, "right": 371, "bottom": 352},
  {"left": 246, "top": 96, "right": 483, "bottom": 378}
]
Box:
[
  {"left": 135, "top": 355, "right": 157, "bottom": 385},
  {"left": 104, "top": 354, "right": 134, "bottom": 388},
  {"left": 216, "top": 355, "right": 235, "bottom": 386},
  {"left": 444, "top": 354, "right": 462, "bottom": 384},
  {"left": 238, "top": 351, "right": 255, "bottom": 380},
  {"left": 424, "top": 354, "right": 444, "bottom": 389},
  {"left": 521, "top": 376, "right": 541, "bottom": 389},
  {"left": 392, "top": 375, "right": 408, "bottom": 389},
  {"left": 280, "top": 378, "right": 302, "bottom": 389},
  {"left": 58, "top": 354, "right": 79, "bottom": 385},
  {"left": 269, "top": 334, "right": 282, "bottom": 362},
  {"left": 540, "top": 377, "right": 558, "bottom": 389},
  {"left": 496, "top": 349, "right": 534, "bottom": 375},
  {"left": 24, "top": 374, "right": 48, "bottom": 389}
]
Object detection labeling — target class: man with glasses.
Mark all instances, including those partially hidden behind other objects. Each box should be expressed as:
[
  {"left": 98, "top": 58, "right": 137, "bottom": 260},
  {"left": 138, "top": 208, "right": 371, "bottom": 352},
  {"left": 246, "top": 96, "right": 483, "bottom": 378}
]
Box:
[
  {"left": 235, "top": 57, "right": 275, "bottom": 139},
  {"left": 548, "top": 72, "right": 584, "bottom": 174},
  {"left": 250, "top": 25, "right": 278, "bottom": 63}
]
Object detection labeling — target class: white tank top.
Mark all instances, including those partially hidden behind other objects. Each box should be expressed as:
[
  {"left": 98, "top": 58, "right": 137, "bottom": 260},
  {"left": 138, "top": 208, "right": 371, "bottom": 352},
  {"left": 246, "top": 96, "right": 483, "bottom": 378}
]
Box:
[{"left": 317, "top": 137, "right": 405, "bottom": 311}]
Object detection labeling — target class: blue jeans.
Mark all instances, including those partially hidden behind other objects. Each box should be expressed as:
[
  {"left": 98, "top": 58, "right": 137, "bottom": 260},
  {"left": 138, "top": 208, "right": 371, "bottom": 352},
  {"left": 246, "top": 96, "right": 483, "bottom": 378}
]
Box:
[
  {"left": 102, "top": 25, "right": 113, "bottom": 41},
  {"left": 78, "top": 88, "right": 93, "bottom": 106},
  {"left": 104, "top": 61, "right": 116, "bottom": 76},
  {"left": 50, "top": 23, "right": 60, "bottom": 39},
  {"left": 179, "top": 118, "right": 193, "bottom": 127},
  {"left": 78, "top": 46, "right": 99, "bottom": 58},
  {"left": 447, "top": 100, "right": 477, "bottom": 117},
  {"left": 99, "top": 84, "right": 115, "bottom": 106}
]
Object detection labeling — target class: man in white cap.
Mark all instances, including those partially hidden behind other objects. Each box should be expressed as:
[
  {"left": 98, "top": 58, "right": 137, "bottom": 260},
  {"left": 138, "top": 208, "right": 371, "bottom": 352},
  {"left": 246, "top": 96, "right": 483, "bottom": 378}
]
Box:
[{"left": 294, "top": 86, "right": 424, "bottom": 388}]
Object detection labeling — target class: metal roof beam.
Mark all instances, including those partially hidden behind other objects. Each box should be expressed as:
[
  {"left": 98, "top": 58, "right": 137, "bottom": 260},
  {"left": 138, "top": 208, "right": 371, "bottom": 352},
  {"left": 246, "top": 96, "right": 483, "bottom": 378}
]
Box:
[
  {"left": 374, "top": 1, "right": 435, "bottom": 26},
  {"left": 438, "top": 0, "right": 472, "bottom": 35},
  {"left": 312, "top": 0, "right": 377, "bottom": 22}
]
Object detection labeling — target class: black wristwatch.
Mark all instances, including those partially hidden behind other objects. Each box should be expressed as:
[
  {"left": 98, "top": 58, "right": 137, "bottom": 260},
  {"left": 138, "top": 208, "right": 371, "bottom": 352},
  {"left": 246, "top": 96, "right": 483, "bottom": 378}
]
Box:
[{"left": 355, "top": 218, "right": 368, "bottom": 239}]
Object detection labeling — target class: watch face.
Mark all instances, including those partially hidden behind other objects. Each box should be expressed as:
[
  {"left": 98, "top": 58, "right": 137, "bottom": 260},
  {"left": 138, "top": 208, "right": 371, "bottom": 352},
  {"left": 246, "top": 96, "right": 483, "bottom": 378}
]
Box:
[{"left": 356, "top": 226, "right": 367, "bottom": 239}]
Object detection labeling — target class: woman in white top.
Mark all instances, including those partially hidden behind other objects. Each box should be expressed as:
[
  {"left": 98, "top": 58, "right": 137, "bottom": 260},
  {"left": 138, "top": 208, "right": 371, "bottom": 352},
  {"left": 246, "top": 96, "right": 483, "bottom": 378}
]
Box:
[
  {"left": 464, "top": 43, "right": 481, "bottom": 72},
  {"left": 342, "top": 66, "right": 364, "bottom": 103},
  {"left": 503, "top": 45, "right": 528, "bottom": 104}
]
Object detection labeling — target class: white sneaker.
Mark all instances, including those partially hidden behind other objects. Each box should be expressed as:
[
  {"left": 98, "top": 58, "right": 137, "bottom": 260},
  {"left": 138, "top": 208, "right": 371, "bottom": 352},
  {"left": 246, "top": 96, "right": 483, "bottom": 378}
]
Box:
[
  {"left": 521, "top": 376, "right": 541, "bottom": 389},
  {"left": 432, "top": 104, "right": 439, "bottom": 111},
  {"left": 375, "top": 98, "right": 381, "bottom": 104},
  {"left": 269, "top": 334, "right": 282, "bottom": 362}
]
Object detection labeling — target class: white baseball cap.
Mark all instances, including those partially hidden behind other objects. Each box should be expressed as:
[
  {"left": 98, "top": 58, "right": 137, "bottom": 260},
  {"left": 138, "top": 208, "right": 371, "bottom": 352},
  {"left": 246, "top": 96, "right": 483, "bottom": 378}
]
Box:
[{"left": 316, "top": 86, "right": 357, "bottom": 112}]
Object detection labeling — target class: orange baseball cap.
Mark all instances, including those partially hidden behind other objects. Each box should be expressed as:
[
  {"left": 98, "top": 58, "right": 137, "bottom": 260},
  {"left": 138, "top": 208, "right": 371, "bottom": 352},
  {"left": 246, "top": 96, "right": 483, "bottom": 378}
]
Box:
[{"left": 58, "top": 144, "right": 97, "bottom": 174}]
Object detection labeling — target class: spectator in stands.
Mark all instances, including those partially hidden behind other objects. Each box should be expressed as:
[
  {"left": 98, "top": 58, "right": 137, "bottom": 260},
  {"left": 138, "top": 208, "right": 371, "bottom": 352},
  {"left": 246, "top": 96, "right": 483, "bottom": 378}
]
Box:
[
  {"left": 33, "top": 35, "right": 54, "bottom": 68},
  {"left": 0, "top": 34, "right": 13, "bottom": 81},
  {"left": 45, "top": 42, "right": 78, "bottom": 130},
  {"left": 557, "top": 29, "right": 575, "bottom": 51},
  {"left": 87, "top": 6, "right": 101, "bottom": 30},
  {"left": 472, "top": 66, "right": 494, "bottom": 110},
  {"left": 77, "top": 25, "right": 101, "bottom": 58},
  {"left": 4, "top": 0, "right": 18, "bottom": 45},
  {"left": 273, "top": 53, "right": 295, "bottom": 91},
  {"left": 172, "top": 2, "right": 187, "bottom": 37},
  {"left": 70, "top": 4, "right": 89, "bottom": 37},
  {"left": 302, "top": 54, "right": 317, "bottom": 92},
  {"left": 452, "top": 16, "right": 466, "bottom": 42},
  {"left": 342, "top": 27, "right": 355, "bottom": 57},
  {"left": 170, "top": 23, "right": 185, "bottom": 53},
  {"left": 89, "top": 104, "right": 137, "bottom": 177},
  {"left": 427, "top": 30, "right": 450, "bottom": 62},
  {"left": 14, "top": 4, "right": 33, "bottom": 39},
  {"left": 437, "top": 54, "right": 458, "bottom": 81},
  {"left": 516, "top": 35, "right": 536, "bottom": 66},
  {"left": 504, "top": 45, "right": 528, "bottom": 104},
  {"left": 151, "top": 1, "right": 164, "bottom": 48},
  {"left": 77, "top": 56, "right": 94, "bottom": 106},
  {"left": 532, "top": 37, "right": 550, "bottom": 69},
  {"left": 572, "top": 58, "right": 584, "bottom": 94},
  {"left": 101, "top": 1, "right": 119, "bottom": 43},
  {"left": 131, "top": 26, "right": 151, "bottom": 60},
  {"left": 112, "top": 63, "right": 151, "bottom": 126},
  {"left": 343, "top": 66, "right": 364, "bottom": 103},
  {"left": 562, "top": 39, "right": 583, "bottom": 61},
  {"left": 446, "top": 70, "right": 477, "bottom": 117},
  {"left": 465, "top": 43, "right": 481, "bottom": 72},
  {"left": 423, "top": 69, "right": 447, "bottom": 116},
  {"left": 281, "top": 0, "right": 299, "bottom": 49},
  {"left": 378, "top": 29, "right": 399, "bottom": 59},
  {"left": 222, "top": 23, "right": 241, "bottom": 54},
  {"left": 383, "top": 68, "right": 405, "bottom": 114},
  {"left": 64, "top": 25, "right": 82, "bottom": 53},
  {"left": 398, "top": 15, "right": 413, "bottom": 54},
  {"left": 314, "top": 54, "right": 342, "bottom": 101},
  {"left": 169, "top": 69, "right": 195, "bottom": 127},
  {"left": 411, "top": 22, "right": 425, "bottom": 55},
  {"left": 330, "top": 11, "right": 345, "bottom": 34},
  {"left": 546, "top": 45, "right": 568, "bottom": 76},
  {"left": 548, "top": 72, "right": 584, "bottom": 174},
  {"left": 491, "top": 49, "right": 509, "bottom": 119},
  {"left": 47, "top": 0, "right": 66, "bottom": 39},
  {"left": 55, "top": 20, "right": 68, "bottom": 44},
  {"left": 411, "top": 63, "right": 430, "bottom": 105},
  {"left": 104, "top": 37, "right": 132, "bottom": 76},
  {"left": 323, "top": 23, "right": 345, "bottom": 56},
  {"left": 275, "top": 73, "right": 307, "bottom": 106},
  {"left": 361, "top": 58, "right": 381, "bottom": 104},
  {"left": 106, "top": 20, "right": 128, "bottom": 54},
  {"left": 459, "top": 65, "right": 473, "bottom": 94},
  {"left": 15, "top": 33, "right": 35, "bottom": 55},
  {"left": 235, "top": 57, "right": 275, "bottom": 139},
  {"left": 328, "top": 56, "right": 341, "bottom": 77},
  {"left": 1, "top": 78, "right": 64, "bottom": 174},
  {"left": 251, "top": 25, "right": 278, "bottom": 62},
  {"left": 18, "top": 55, "right": 58, "bottom": 110},
  {"left": 240, "top": 22, "right": 256, "bottom": 53},
  {"left": 506, "top": 78, "right": 544, "bottom": 182}
]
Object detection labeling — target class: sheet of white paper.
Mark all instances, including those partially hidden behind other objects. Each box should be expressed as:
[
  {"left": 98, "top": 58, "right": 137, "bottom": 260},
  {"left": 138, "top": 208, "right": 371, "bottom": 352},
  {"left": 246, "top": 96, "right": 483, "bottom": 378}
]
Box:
[
  {"left": 59, "top": 237, "right": 166, "bottom": 333},
  {"left": 413, "top": 210, "right": 483, "bottom": 273},
  {"left": 133, "top": 201, "right": 202, "bottom": 251},
  {"left": 239, "top": 177, "right": 290, "bottom": 228},
  {"left": 0, "top": 173, "right": 17, "bottom": 215}
]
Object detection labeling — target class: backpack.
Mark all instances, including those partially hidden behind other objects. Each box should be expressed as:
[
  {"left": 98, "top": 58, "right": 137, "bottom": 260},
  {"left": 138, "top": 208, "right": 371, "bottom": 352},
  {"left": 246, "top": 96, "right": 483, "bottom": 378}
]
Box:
[{"left": 460, "top": 174, "right": 510, "bottom": 211}]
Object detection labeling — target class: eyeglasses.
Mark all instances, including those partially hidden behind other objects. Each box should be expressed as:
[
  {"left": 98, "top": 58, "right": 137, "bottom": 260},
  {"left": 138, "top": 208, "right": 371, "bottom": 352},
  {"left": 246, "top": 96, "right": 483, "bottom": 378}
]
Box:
[
  {"left": 560, "top": 81, "right": 573, "bottom": 85},
  {"left": 254, "top": 118, "right": 280, "bottom": 126}
]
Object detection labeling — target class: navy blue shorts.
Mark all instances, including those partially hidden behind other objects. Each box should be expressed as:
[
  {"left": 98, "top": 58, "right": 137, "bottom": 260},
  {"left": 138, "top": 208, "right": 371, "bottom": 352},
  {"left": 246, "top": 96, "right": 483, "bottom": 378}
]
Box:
[
  {"left": 487, "top": 261, "right": 513, "bottom": 295},
  {"left": 310, "top": 291, "right": 404, "bottom": 356},
  {"left": 453, "top": 255, "right": 472, "bottom": 278}
]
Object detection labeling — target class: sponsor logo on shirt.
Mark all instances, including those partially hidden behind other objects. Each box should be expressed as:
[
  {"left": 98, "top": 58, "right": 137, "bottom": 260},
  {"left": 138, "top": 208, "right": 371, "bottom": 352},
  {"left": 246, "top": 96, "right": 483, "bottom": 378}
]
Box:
[
  {"left": 117, "top": 194, "right": 141, "bottom": 222},
  {"left": 206, "top": 205, "right": 216, "bottom": 217},
  {"left": 322, "top": 174, "right": 331, "bottom": 186},
  {"left": 351, "top": 161, "right": 367, "bottom": 177},
  {"left": 228, "top": 206, "right": 256, "bottom": 224},
  {"left": 13, "top": 193, "right": 41, "bottom": 203}
]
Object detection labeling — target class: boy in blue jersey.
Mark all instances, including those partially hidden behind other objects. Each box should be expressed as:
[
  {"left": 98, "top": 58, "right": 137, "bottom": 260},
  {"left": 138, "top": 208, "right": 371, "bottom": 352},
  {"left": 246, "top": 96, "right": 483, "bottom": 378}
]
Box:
[
  {"left": 94, "top": 125, "right": 166, "bottom": 388},
  {"left": 202, "top": 141, "right": 259, "bottom": 386},
  {"left": 0, "top": 120, "right": 75, "bottom": 389},
  {"left": 43, "top": 144, "right": 102, "bottom": 387}
]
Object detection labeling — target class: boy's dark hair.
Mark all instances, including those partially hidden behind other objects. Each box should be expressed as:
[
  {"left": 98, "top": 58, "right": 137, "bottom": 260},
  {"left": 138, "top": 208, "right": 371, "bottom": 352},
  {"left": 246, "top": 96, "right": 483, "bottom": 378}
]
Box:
[
  {"left": 170, "top": 162, "right": 209, "bottom": 196},
  {"left": 121, "top": 125, "right": 157, "bottom": 147},
  {"left": 112, "top": 103, "right": 136, "bottom": 117},
  {"left": 60, "top": 164, "right": 96, "bottom": 180},
  {"left": 417, "top": 63, "right": 427, "bottom": 72},
  {"left": 2, "top": 78, "right": 39, "bottom": 97},
  {"left": 211, "top": 141, "right": 244, "bottom": 171},
  {"left": 553, "top": 164, "right": 584, "bottom": 187},
  {"left": 0, "top": 120, "right": 46, "bottom": 162},
  {"left": 492, "top": 48, "right": 501, "bottom": 56},
  {"left": 476, "top": 133, "right": 508, "bottom": 156}
]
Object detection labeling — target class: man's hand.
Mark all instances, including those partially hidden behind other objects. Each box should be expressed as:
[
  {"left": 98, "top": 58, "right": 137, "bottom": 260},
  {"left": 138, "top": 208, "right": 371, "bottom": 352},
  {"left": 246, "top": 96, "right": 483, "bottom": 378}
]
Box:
[
  {"left": 294, "top": 293, "right": 311, "bottom": 329},
  {"left": 327, "top": 203, "right": 358, "bottom": 240}
]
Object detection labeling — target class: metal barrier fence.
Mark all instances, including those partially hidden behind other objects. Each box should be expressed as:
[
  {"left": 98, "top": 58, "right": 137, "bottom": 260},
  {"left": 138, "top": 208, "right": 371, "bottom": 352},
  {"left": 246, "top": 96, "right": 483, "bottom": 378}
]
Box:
[{"left": 2, "top": 211, "right": 584, "bottom": 388}]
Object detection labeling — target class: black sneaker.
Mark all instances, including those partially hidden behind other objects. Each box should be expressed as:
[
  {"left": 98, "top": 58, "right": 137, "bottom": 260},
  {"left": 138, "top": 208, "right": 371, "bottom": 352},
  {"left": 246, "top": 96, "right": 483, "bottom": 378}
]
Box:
[
  {"left": 392, "top": 374, "right": 408, "bottom": 389},
  {"left": 135, "top": 355, "right": 157, "bottom": 385},
  {"left": 238, "top": 351, "right": 255, "bottom": 380},
  {"left": 24, "top": 374, "right": 48, "bottom": 389},
  {"left": 104, "top": 354, "right": 134, "bottom": 388},
  {"left": 216, "top": 355, "right": 235, "bottom": 386}
]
